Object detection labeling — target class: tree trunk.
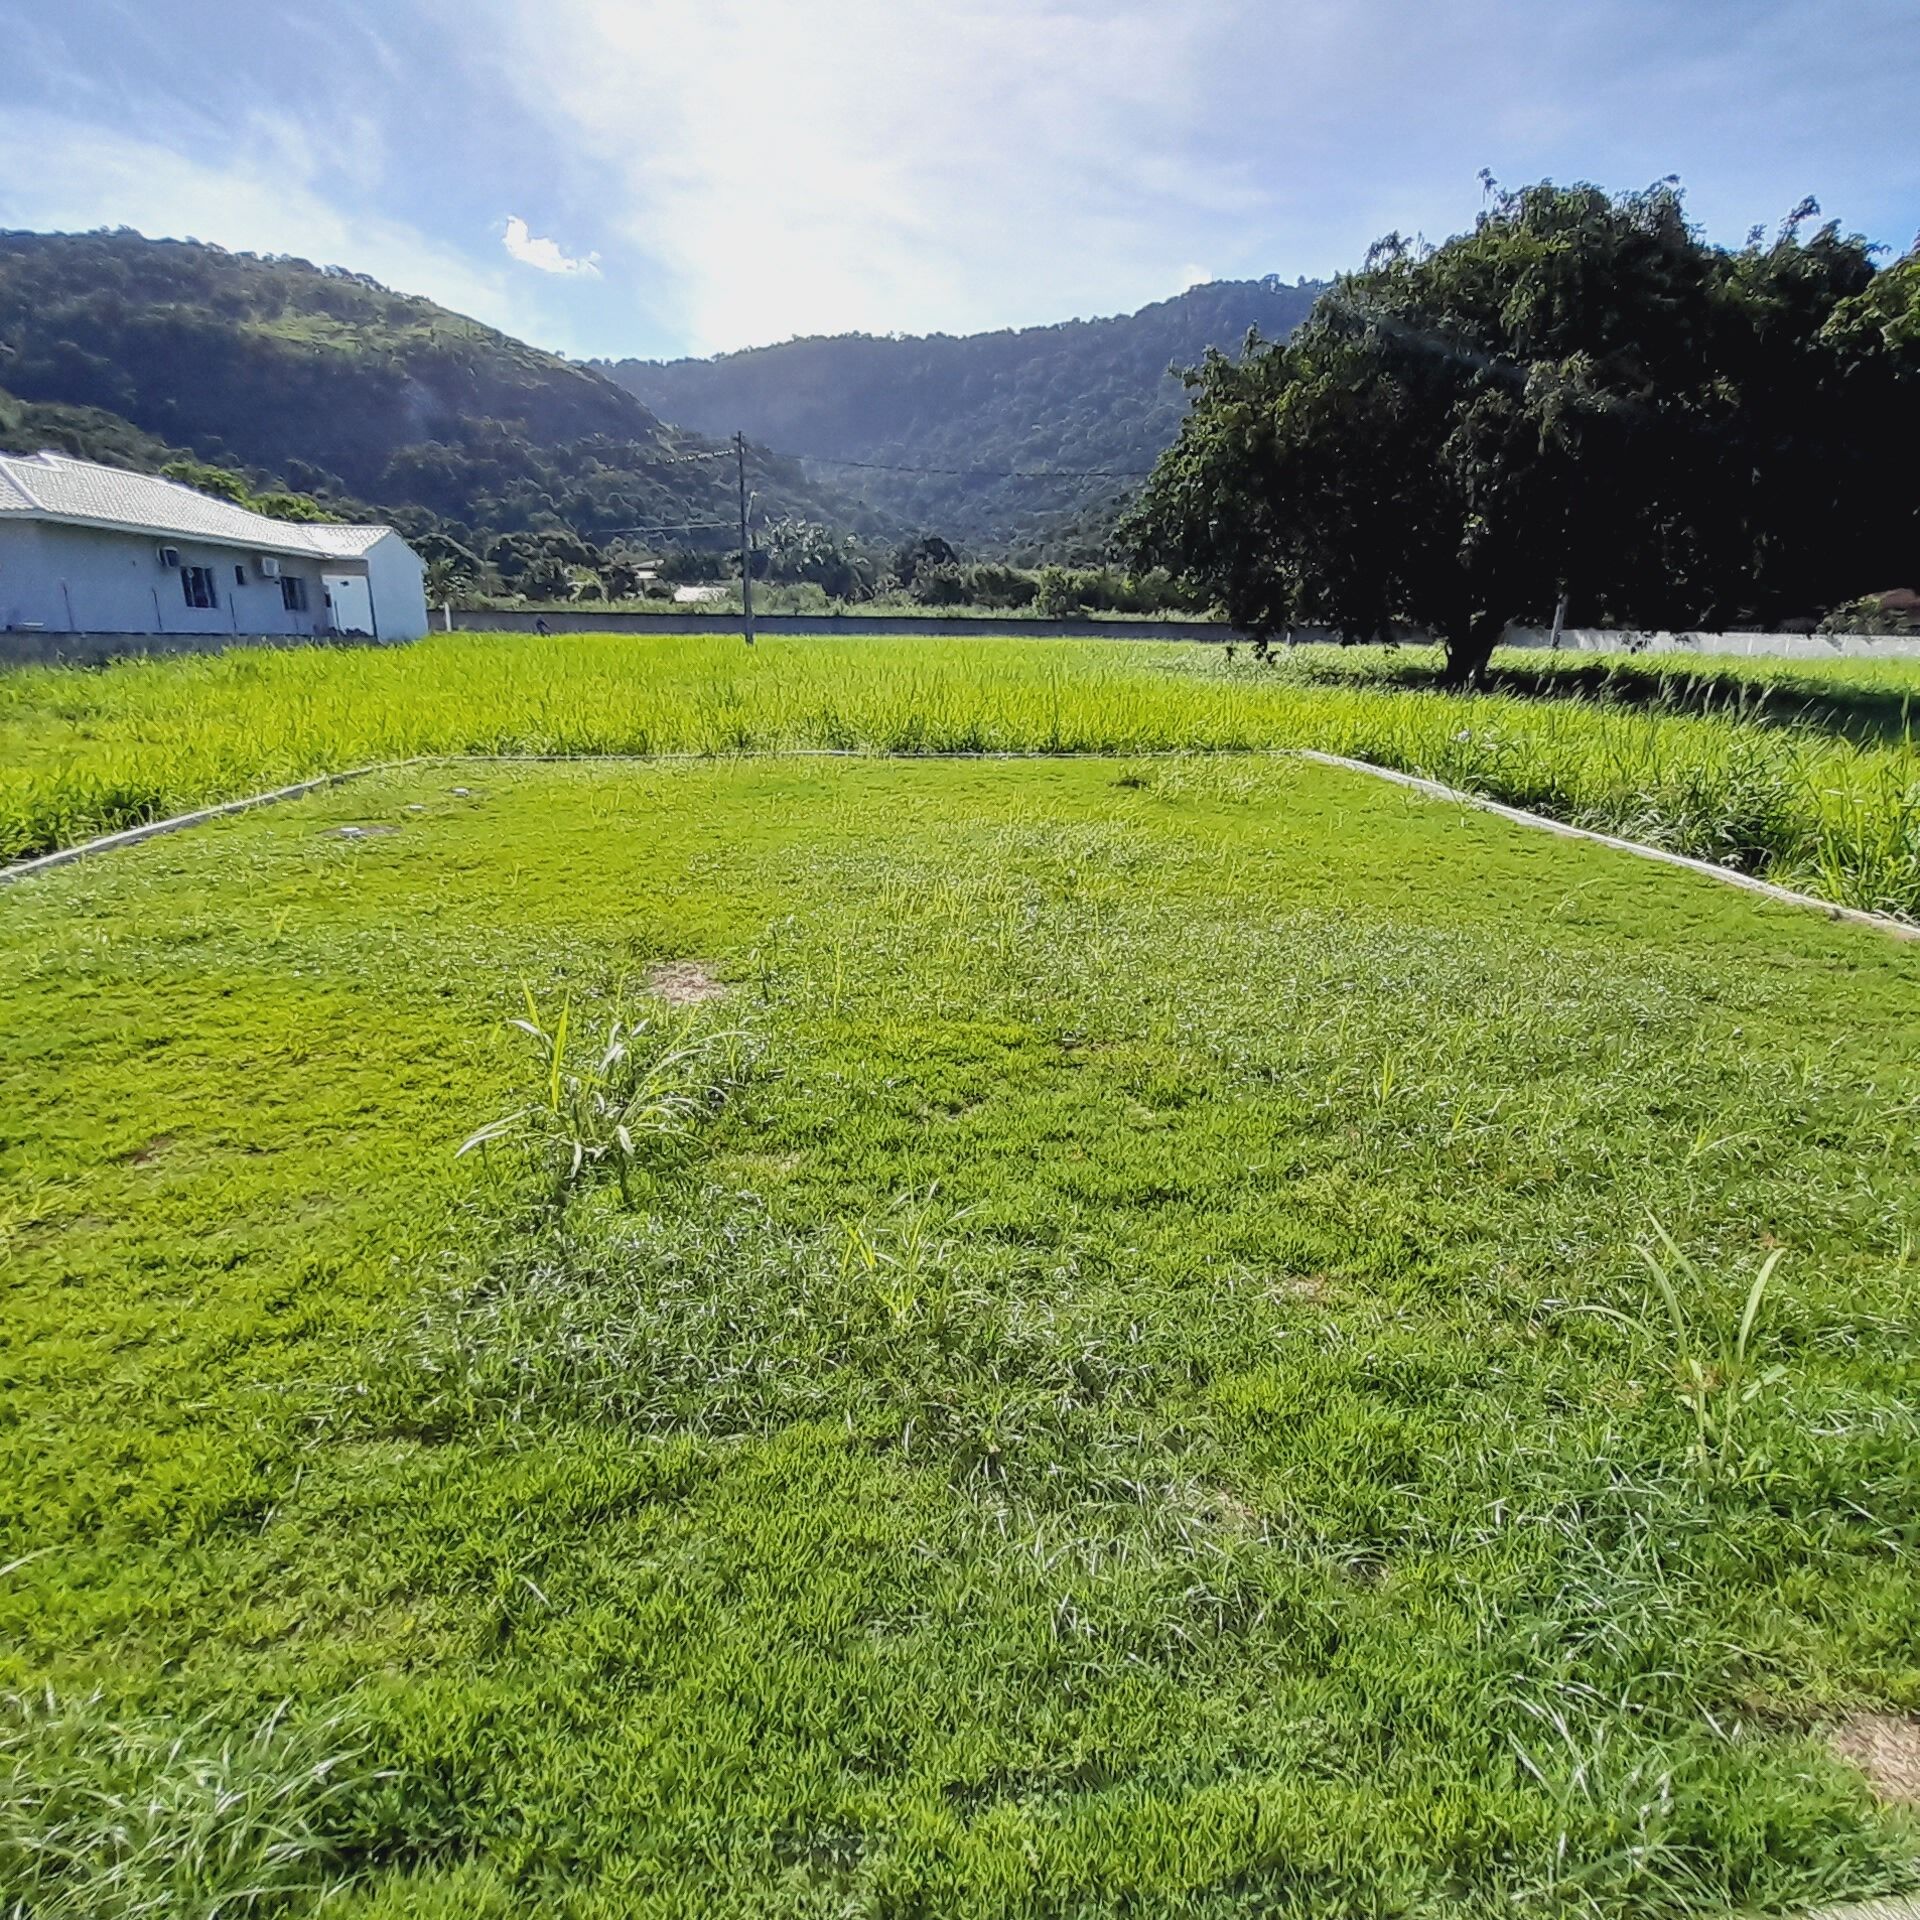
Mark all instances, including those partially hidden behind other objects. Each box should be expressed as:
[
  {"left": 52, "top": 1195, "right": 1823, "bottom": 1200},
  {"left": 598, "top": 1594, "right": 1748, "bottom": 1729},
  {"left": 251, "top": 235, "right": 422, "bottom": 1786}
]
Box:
[{"left": 1440, "top": 615, "right": 1504, "bottom": 689}]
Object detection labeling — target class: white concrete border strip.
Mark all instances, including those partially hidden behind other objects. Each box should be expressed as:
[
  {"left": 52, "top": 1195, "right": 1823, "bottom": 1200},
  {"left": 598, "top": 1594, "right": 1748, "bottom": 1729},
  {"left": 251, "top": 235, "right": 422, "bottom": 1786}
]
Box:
[
  {"left": 1295, "top": 749, "right": 1920, "bottom": 943},
  {"left": 0, "top": 761, "right": 418, "bottom": 885},
  {"left": 4, "top": 748, "right": 1918, "bottom": 945},
  {"left": 7, "top": 743, "right": 1920, "bottom": 1920}
]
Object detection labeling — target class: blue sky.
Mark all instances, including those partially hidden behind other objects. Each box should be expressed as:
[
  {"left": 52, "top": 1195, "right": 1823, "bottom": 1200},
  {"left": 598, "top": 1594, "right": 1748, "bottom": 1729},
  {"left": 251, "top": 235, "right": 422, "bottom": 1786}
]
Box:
[{"left": 3, "top": 0, "right": 1916, "bottom": 362}]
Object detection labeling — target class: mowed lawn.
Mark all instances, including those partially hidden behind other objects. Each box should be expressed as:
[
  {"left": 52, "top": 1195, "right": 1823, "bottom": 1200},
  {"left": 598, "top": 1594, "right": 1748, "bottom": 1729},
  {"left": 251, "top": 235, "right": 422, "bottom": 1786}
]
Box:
[
  {"left": 4, "top": 754, "right": 1919, "bottom": 1917},
  {"left": 5, "top": 632, "right": 1920, "bottom": 918}
]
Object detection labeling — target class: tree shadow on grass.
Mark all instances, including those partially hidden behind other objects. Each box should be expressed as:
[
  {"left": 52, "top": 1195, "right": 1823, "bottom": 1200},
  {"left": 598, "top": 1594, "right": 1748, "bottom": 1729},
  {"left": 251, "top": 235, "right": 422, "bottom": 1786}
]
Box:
[{"left": 1265, "top": 644, "right": 1920, "bottom": 748}]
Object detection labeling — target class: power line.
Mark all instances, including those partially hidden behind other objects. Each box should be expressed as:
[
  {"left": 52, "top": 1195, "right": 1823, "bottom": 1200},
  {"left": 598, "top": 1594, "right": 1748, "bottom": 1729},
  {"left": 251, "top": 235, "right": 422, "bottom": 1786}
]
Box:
[
  {"left": 602, "top": 519, "right": 738, "bottom": 535},
  {"left": 639, "top": 442, "right": 1152, "bottom": 483},
  {"left": 798, "top": 453, "right": 1155, "bottom": 481}
]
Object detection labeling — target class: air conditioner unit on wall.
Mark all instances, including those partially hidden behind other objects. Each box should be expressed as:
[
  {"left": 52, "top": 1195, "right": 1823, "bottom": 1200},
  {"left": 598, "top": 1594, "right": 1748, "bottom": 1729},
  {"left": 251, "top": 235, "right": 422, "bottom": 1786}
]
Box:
[
  {"left": 156, "top": 544, "right": 182, "bottom": 568},
  {"left": 258, "top": 555, "right": 282, "bottom": 577}
]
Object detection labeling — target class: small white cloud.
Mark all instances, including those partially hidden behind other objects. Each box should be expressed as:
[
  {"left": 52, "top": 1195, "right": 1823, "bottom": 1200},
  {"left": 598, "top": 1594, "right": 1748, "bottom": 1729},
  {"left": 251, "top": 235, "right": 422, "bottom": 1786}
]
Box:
[
  {"left": 501, "top": 215, "right": 600, "bottom": 276},
  {"left": 1179, "top": 264, "right": 1213, "bottom": 290},
  {"left": 0, "top": 106, "right": 564, "bottom": 343},
  {"left": 455, "top": 0, "right": 1269, "bottom": 351}
]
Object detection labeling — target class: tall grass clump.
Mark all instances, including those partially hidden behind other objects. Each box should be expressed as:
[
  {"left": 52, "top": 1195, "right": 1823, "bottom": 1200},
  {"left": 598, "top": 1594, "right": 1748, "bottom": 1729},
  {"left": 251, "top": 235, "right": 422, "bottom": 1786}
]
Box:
[
  {"left": 0, "top": 1692, "right": 388, "bottom": 1919},
  {"left": 459, "top": 985, "right": 758, "bottom": 1207},
  {"left": 5, "top": 632, "right": 1920, "bottom": 917},
  {"left": 1571, "top": 1219, "right": 1788, "bottom": 1484}
]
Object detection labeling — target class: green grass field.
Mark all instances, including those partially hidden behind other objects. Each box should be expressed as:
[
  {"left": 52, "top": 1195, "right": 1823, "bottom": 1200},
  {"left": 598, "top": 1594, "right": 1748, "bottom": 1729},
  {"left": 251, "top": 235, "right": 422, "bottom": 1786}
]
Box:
[
  {"left": 3, "top": 633, "right": 1919, "bottom": 917},
  {"left": 5, "top": 752, "right": 1919, "bottom": 1916}
]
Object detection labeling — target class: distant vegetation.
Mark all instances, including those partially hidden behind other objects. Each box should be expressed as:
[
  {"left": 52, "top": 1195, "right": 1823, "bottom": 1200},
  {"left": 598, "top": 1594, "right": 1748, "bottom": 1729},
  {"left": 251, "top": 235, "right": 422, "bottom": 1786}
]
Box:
[
  {"left": 0, "top": 382, "right": 186, "bottom": 470},
  {"left": 1820, "top": 591, "right": 1920, "bottom": 637},
  {"left": 152, "top": 457, "right": 339, "bottom": 524},
  {"left": 606, "top": 278, "right": 1324, "bottom": 556},
  {"left": 1129, "top": 183, "right": 1920, "bottom": 683},
  {"left": 592, "top": 524, "right": 1215, "bottom": 620},
  {"left": 8, "top": 204, "right": 1914, "bottom": 636}
]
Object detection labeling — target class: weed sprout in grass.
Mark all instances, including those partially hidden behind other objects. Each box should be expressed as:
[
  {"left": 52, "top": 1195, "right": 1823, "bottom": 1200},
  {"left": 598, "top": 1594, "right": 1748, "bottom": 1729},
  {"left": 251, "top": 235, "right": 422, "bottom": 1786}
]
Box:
[
  {"left": 1638, "top": 1219, "right": 1787, "bottom": 1481},
  {"left": 1574, "top": 1216, "right": 1788, "bottom": 1483},
  {"left": 459, "top": 983, "right": 759, "bottom": 1207},
  {"left": 840, "top": 1189, "right": 978, "bottom": 1334}
]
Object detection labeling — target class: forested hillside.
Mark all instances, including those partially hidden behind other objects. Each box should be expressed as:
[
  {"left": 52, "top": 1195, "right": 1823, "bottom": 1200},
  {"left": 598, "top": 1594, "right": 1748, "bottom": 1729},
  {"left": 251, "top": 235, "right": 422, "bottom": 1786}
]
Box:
[
  {"left": 606, "top": 278, "right": 1325, "bottom": 553},
  {"left": 0, "top": 383, "right": 188, "bottom": 471},
  {"left": 0, "top": 231, "right": 1324, "bottom": 577},
  {"left": 0, "top": 230, "right": 882, "bottom": 567}
]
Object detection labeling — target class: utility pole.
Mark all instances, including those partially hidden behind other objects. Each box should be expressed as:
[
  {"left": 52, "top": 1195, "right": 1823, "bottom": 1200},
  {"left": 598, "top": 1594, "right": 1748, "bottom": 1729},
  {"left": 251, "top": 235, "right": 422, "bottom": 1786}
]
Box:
[{"left": 734, "top": 431, "right": 754, "bottom": 646}]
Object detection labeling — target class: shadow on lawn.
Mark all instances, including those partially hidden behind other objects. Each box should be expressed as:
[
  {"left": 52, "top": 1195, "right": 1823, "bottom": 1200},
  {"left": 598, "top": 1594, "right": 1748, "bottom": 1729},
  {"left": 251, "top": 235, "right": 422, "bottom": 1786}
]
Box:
[{"left": 1266, "top": 645, "right": 1920, "bottom": 747}]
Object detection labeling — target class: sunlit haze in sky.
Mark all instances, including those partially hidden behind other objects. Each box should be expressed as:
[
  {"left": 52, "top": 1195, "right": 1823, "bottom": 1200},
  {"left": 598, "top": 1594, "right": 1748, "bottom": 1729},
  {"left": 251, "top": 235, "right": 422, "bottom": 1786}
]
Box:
[{"left": 3, "top": 0, "right": 1915, "bottom": 361}]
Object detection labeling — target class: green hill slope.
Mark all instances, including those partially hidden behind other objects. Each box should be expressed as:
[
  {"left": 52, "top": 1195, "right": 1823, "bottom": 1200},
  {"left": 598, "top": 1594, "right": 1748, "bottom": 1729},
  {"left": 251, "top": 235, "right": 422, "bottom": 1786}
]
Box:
[
  {"left": 0, "top": 229, "right": 883, "bottom": 557},
  {"left": 0, "top": 382, "right": 188, "bottom": 471},
  {"left": 605, "top": 278, "right": 1325, "bottom": 553}
]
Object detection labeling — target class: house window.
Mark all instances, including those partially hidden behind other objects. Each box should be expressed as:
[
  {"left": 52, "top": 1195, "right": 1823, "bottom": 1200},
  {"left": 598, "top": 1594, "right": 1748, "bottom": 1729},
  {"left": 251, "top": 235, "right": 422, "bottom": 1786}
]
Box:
[
  {"left": 280, "top": 575, "right": 309, "bottom": 613},
  {"left": 181, "top": 565, "right": 218, "bottom": 610},
  {"left": 235, "top": 565, "right": 248, "bottom": 586}
]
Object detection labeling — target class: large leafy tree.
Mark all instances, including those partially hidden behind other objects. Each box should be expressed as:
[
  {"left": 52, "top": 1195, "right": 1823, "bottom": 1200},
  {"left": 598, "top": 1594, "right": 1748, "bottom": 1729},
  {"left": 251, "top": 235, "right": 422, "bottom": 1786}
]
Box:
[
  {"left": 1127, "top": 182, "right": 1918, "bottom": 683},
  {"left": 763, "top": 517, "right": 877, "bottom": 600}
]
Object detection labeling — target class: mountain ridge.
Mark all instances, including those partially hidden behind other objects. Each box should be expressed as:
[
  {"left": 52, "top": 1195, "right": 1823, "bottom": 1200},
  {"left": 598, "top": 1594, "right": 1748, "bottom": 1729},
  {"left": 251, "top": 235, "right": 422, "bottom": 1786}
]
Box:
[
  {"left": 604, "top": 275, "right": 1327, "bottom": 554},
  {"left": 0, "top": 229, "right": 1330, "bottom": 569},
  {"left": 0, "top": 229, "right": 884, "bottom": 565}
]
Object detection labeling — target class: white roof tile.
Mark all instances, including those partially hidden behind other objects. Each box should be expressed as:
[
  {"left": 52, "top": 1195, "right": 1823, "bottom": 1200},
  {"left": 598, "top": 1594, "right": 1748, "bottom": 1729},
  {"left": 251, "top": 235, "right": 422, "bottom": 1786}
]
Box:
[
  {"left": 304, "top": 524, "right": 392, "bottom": 557},
  {"left": 0, "top": 451, "right": 398, "bottom": 560}
]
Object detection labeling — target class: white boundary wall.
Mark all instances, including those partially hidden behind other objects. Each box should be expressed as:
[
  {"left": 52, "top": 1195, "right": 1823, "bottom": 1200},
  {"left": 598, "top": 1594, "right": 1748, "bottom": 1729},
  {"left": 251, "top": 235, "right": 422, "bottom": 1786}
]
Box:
[{"left": 1502, "top": 625, "right": 1920, "bottom": 660}]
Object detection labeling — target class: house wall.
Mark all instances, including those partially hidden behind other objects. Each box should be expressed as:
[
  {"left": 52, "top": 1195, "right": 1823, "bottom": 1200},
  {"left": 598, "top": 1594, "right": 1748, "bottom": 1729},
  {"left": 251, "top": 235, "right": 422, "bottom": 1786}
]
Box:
[
  {"left": 361, "top": 532, "right": 429, "bottom": 641},
  {"left": 323, "top": 573, "right": 375, "bottom": 637},
  {"left": 0, "top": 520, "right": 331, "bottom": 637}
]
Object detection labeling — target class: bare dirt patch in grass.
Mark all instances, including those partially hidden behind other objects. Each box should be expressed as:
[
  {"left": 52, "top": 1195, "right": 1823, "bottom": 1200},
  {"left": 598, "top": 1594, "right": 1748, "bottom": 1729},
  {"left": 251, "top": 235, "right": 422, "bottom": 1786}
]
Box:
[
  {"left": 647, "top": 960, "right": 727, "bottom": 1006},
  {"left": 1269, "top": 1272, "right": 1332, "bottom": 1302},
  {"left": 1830, "top": 1715, "right": 1920, "bottom": 1805},
  {"left": 1202, "top": 1487, "right": 1265, "bottom": 1533}
]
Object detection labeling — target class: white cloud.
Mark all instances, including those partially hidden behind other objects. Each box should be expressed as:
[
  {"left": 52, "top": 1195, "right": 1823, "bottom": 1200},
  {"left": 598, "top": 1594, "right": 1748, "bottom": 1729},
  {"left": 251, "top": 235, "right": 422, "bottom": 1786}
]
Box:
[
  {"left": 445, "top": 0, "right": 1272, "bottom": 352},
  {"left": 432, "top": 0, "right": 1920, "bottom": 357},
  {"left": 502, "top": 215, "right": 600, "bottom": 276},
  {"left": 0, "top": 106, "right": 575, "bottom": 350}
]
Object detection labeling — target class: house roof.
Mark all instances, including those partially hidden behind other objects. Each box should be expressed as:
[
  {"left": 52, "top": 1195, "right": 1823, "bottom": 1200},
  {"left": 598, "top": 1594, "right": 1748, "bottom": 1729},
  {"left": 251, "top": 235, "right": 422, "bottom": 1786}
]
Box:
[
  {"left": 304, "top": 524, "right": 393, "bottom": 557},
  {"left": 0, "top": 451, "right": 399, "bottom": 561}
]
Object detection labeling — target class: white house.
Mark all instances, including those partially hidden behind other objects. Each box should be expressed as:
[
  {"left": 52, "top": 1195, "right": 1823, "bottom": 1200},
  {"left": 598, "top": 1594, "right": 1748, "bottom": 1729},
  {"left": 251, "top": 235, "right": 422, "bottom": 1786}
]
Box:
[{"left": 0, "top": 451, "right": 428, "bottom": 644}]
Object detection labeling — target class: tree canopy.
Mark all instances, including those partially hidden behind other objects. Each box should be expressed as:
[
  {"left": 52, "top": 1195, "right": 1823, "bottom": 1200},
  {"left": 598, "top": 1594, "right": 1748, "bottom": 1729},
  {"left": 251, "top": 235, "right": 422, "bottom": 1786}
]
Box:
[{"left": 1126, "top": 182, "right": 1920, "bottom": 681}]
